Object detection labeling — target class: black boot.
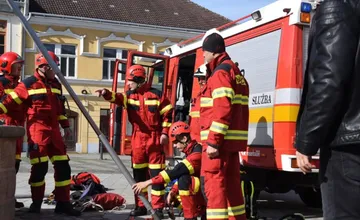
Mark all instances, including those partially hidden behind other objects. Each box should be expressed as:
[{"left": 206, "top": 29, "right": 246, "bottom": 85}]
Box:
[
  {"left": 130, "top": 206, "right": 148, "bottom": 216},
  {"left": 15, "top": 200, "right": 24, "bottom": 209},
  {"left": 54, "top": 201, "right": 81, "bottom": 216},
  {"left": 155, "top": 208, "right": 164, "bottom": 219},
  {"left": 28, "top": 200, "right": 42, "bottom": 213}
]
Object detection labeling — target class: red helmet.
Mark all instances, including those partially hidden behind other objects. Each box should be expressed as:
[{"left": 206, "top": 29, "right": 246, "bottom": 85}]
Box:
[
  {"left": 169, "top": 121, "right": 191, "bottom": 143},
  {"left": 127, "top": 65, "right": 146, "bottom": 83},
  {"left": 0, "top": 52, "right": 24, "bottom": 74},
  {"left": 35, "top": 51, "right": 59, "bottom": 68}
]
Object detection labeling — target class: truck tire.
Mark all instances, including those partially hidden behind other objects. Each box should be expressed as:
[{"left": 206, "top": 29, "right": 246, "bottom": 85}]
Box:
[{"left": 297, "top": 187, "right": 322, "bottom": 208}]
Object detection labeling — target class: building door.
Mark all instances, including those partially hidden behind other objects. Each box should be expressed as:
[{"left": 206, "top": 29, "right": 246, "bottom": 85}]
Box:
[
  {"left": 62, "top": 110, "right": 78, "bottom": 151},
  {"left": 99, "top": 109, "right": 110, "bottom": 153}
]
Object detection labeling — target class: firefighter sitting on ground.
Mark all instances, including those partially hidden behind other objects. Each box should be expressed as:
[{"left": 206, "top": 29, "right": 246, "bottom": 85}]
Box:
[
  {"left": 132, "top": 121, "right": 205, "bottom": 220},
  {"left": 96, "top": 64, "right": 173, "bottom": 218}
]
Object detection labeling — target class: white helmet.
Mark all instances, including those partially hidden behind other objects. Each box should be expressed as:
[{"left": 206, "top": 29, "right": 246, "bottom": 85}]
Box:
[{"left": 194, "top": 64, "right": 207, "bottom": 77}]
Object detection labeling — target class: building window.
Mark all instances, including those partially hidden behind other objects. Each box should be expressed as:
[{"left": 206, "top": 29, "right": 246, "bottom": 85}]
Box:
[
  {"left": 44, "top": 43, "right": 76, "bottom": 78},
  {"left": 0, "top": 34, "right": 4, "bottom": 55},
  {"left": 102, "top": 48, "right": 127, "bottom": 81}
]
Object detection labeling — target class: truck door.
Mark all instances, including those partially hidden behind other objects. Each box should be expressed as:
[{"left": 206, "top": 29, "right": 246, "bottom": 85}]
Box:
[{"left": 120, "top": 51, "right": 170, "bottom": 155}]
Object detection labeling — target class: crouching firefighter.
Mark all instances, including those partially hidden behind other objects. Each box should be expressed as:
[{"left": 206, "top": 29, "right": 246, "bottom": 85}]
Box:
[
  {"left": 0, "top": 52, "right": 27, "bottom": 209},
  {"left": 0, "top": 51, "right": 80, "bottom": 216},
  {"left": 132, "top": 121, "right": 206, "bottom": 220},
  {"left": 96, "top": 64, "right": 173, "bottom": 218}
]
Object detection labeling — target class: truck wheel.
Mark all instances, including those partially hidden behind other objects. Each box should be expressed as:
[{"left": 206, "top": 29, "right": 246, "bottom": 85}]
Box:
[{"left": 297, "top": 187, "right": 322, "bottom": 208}]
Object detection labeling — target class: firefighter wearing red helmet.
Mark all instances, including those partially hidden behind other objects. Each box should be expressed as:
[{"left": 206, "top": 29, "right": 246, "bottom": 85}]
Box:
[
  {"left": 200, "top": 33, "right": 249, "bottom": 220},
  {"left": 132, "top": 121, "right": 205, "bottom": 220},
  {"left": 188, "top": 64, "right": 207, "bottom": 142},
  {"left": 96, "top": 64, "right": 173, "bottom": 218},
  {"left": 0, "top": 51, "right": 80, "bottom": 216},
  {"left": 0, "top": 51, "right": 27, "bottom": 208}
]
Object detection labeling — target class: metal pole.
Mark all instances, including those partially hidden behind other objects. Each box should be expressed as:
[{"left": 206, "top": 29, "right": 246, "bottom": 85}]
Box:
[{"left": 6, "top": 0, "right": 158, "bottom": 219}]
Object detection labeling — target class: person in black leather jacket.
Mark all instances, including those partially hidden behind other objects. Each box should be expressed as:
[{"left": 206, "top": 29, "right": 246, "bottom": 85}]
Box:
[{"left": 294, "top": 1, "right": 360, "bottom": 219}]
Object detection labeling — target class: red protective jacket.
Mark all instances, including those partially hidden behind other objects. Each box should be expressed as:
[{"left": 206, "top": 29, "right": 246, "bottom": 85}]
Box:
[
  {"left": 103, "top": 83, "right": 173, "bottom": 134},
  {"left": 0, "top": 75, "right": 26, "bottom": 126},
  {"left": 189, "top": 93, "right": 201, "bottom": 142},
  {"left": 151, "top": 141, "right": 202, "bottom": 192},
  {"left": 0, "top": 72, "right": 70, "bottom": 140},
  {"left": 200, "top": 52, "right": 249, "bottom": 152}
]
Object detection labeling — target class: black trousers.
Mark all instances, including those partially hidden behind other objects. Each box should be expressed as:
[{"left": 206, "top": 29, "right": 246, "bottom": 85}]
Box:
[{"left": 320, "top": 145, "right": 360, "bottom": 220}]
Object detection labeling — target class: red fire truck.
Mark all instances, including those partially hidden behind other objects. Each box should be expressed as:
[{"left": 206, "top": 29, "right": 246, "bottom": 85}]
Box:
[{"left": 110, "top": 0, "right": 322, "bottom": 208}]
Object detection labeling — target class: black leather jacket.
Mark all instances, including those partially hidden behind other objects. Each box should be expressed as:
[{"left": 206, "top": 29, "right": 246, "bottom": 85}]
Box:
[{"left": 294, "top": 0, "right": 360, "bottom": 156}]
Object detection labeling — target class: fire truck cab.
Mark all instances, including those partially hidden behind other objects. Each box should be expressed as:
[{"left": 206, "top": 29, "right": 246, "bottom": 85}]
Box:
[{"left": 110, "top": 0, "right": 322, "bottom": 208}]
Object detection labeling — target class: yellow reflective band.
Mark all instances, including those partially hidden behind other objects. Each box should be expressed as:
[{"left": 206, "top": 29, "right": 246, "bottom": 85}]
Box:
[
  {"left": 128, "top": 99, "right": 140, "bottom": 106},
  {"left": 228, "top": 204, "right": 246, "bottom": 216},
  {"left": 209, "top": 121, "right": 229, "bottom": 135},
  {"left": 0, "top": 103, "right": 8, "bottom": 114},
  {"left": 160, "top": 104, "right": 172, "bottom": 115},
  {"left": 4, "top": 89, "right": 13, "bottom": 94},
  {"left": 51, "top": 88, "right": 61, "bottom": 94},
  {"left": 30, "top": 156, "right": 49, "bottom": 165},
  {"left": 16, "top": 154, "right": 21, "bottom": 160},
  {"left": 189, "top": 111, "right": 200, "bottom": 118},
  {"left": 241, "top": 181, "right": 245, "bottom": 198},
  {"left": 250, "top": 181, "right": 254, "bottom": 197},
  {"left": 149, "top": 163, "right": 166, "bottom": 169},
  {"left": 212, "top": 87, "right": 234, "bottom": 100},
  {"left": 110, "top": 92, "right": 116, "bottom": 102},
  {"left": 30, "top": 180, "right": 45, "bottom": 187},
  {"left": 162, "top": 122, "right": 171, "bottom": 128},
  {"left": 200, "top": 129, "right": 248, "bottom": 141},
  {"left": 206, "top": 208, "right": 229, "bottom": 219},
  {"left": 179, "top": 190, "right": 190, "bottom": 196},
  {"left": 145, "top": 100, "right": 160, "bottom": 106},
  {"left": 232, "top": 94, "right": 248, "bottom": 105},
  {"left": 182, "top": 159, "right": 194, "bottom": 175},
  {"left": 28, "top": 88, "right": 47, "bottom": 95},
  {"left": 57, "top": 115, "right": 67, "bottom": 120},
  {"left": 200, "top": 97, "right": 213, "bottom": 107},
  {"left": 9, "top": 91, "right": 22, "bottom": 104},
  {"left": 122, "top": 93, "right": 127, "bottom": 108},
  {"left": 133, "top": 163, "right": 149, "bottom": 169},
  {"left": 151, "top": 189, "right": 165, "bottom": 196},
  {"left": 50, "top": 155, "right": 69, "bottom": 163},
  {"left": 142, "top": 188, "right": 148, "bottom": 193},
  {"left": 55, "top": 179, "right": 71, "bottom": 187},
  {"left": 193, "top": 177, "right": 200, "bottom": 193},
  {"left": 159, "top": 170, "right": 171, "bottom": 183}
]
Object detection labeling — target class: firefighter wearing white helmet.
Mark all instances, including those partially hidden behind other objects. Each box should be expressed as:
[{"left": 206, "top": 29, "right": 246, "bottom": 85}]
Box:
[{"left": 189, "top": 64, "right": 207, "bottom": 142}]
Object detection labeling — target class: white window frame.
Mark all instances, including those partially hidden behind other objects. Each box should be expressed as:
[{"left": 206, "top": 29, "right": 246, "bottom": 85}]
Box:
[
  {"left": 102, "top": 48, "right": 127, "bottom": 82},
  {"left": 44, "top": 43, "right": 77, "bottom": 79}
]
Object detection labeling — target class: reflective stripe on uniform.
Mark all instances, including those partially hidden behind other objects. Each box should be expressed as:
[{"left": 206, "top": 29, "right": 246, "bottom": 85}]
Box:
[
  {"left": 181, "top": 159, "right": 194, "bottom": 175},
  {"left": 189, "top": 111, "right": 200, "bottom": 118},
  {"left": 233, "top": 94, "right": 248, "bottom": 105},
  {"left": 206, "top": 208, "right": 228, "bottom": 219},
  {"left": 159, "top": 170, "right": 171, "bottom": 183},
  {"left": 57, "top": 115, "right": 67, "bottom": 120},
  {"left": 179, "top": 190, "right": 190, "bottom": 196},
  {"left": 162, "top": 122, "right": 171, "bottom": 128},
  {"left": 50, "top": 155, "right": 69, "bottom": 163},
  {"left": 201, "top": 129, "right": 248, "bottom": 141},
  {"left": 160, "top": 104, "right": 172, "bottom": 115},
  {"left": 110, "top": 92, "right": 116, "bottom": 102},
  {"left": 193, "top": 177, "right": 200, "bottom": 193},
  {"left": 200, "top": 97, "right": 213, "bottom": 107},
  {"left": 55, "top": 179, "right": 71, "bottom": 187},
  {"left": 128, "top": 99, "right": 140, "bottom": 106},
  {"left": 151, "top": 189, "right": 165, "bottom": 196},
  {"left": 50, "top": 88, "right": 61, "bottom": 94},
  {"left": 133, "top": 163, "right": 148, "bottom": 169},
  {"left": 30, "top": 180, "right": 45, "bottom": 187},
  {"left": 228, "top": 204, "right": 246, "bottom": 216},
  {"left": 200, "top": 94, "right": 249, "bottom": 107},
  {"left": 145, "top": 100, "right": 160, "bottom": 106},
  {"left": 4, "top": 89, "right": 13, "bottom": 94},
  {"left": 212, "top": 87, "right": 234, "bottom": 100},
  {"left": 209, "top": 121, "right": 229, "bottom": 135},
  {"left": 123, "top": 93, "right": 127, "bottom": 108},
  {"left": 0, "top": 103, "right": 8, "bottom": 113},
  {"left": 149, "top": 163, "right": 165, "bottom": 169},
  {"left": 30, "top": 156, "right": 48, "bottom": 165},
  {"left": 9, "top": 91, "right": 22, "bottom": 104}
]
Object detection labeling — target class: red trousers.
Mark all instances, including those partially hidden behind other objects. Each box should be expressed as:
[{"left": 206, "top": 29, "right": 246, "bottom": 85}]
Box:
[
  {"left": 201, "top": 150, "right": 246, "bottom": 220},
  {"left": 176, "top": 175, "right": 206, "bottom": 218},
  {"left": 131, "top": 130, "right": 165, "bottom": 209},
  {"left": 28, "top": 126, "right": 71, "bottom": 202}
]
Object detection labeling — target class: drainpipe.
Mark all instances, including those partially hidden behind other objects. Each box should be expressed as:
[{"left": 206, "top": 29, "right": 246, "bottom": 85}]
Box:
[{"left": 20, "top": 0, "right": 29, "bottom": 80}]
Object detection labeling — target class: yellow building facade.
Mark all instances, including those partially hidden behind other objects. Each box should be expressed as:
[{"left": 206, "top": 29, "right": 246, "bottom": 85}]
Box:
[{"left": 23, "top": 16, "right": 201, "bottom": 153}]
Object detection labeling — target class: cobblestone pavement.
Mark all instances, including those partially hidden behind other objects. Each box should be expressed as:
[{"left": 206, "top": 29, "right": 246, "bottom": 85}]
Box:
[{"left": 12, "top": 153, "right": 323, "bottom": 220}]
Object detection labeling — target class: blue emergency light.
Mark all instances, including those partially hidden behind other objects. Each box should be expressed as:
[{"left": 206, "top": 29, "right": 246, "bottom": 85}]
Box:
[{"left": 300, "top": 2, "right": 312, "bottom": 13}]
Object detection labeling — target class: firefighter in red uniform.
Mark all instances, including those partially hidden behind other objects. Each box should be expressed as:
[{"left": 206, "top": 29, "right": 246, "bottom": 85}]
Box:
[
  {"left": 96, "top": 64, "right": 173, "bottom": 218},
  {"left": 188, "top": 64, "right": 207, "bottom": 142},
  {"left": 0, "top": 52, "right": 27, "bottom": 208},
  {"left": 200, "top": 33, "right": 249, "bottom": 220},
  {"left": 132, "top": 121, "right": 205, "bottom": 220},
  {"left": 0, "top": 51, "right": 80, "bottom": 216}
]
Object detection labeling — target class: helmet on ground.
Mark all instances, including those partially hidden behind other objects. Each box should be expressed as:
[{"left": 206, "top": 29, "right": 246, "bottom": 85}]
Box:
[
  {"left": 0, "top": 52, "right": 24, "bottom": 74},
  {"left": 35, "top": 51, "right": 59, "bottom": 68},
  {"left": 169, "top": 121, "right": 191, "bottom": 143},
  {"left": 194, "top": 64, "right": 207, "bottom": 78},
  {"left": 127, "top": 64, "right": 146, "bottom": 84}
]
